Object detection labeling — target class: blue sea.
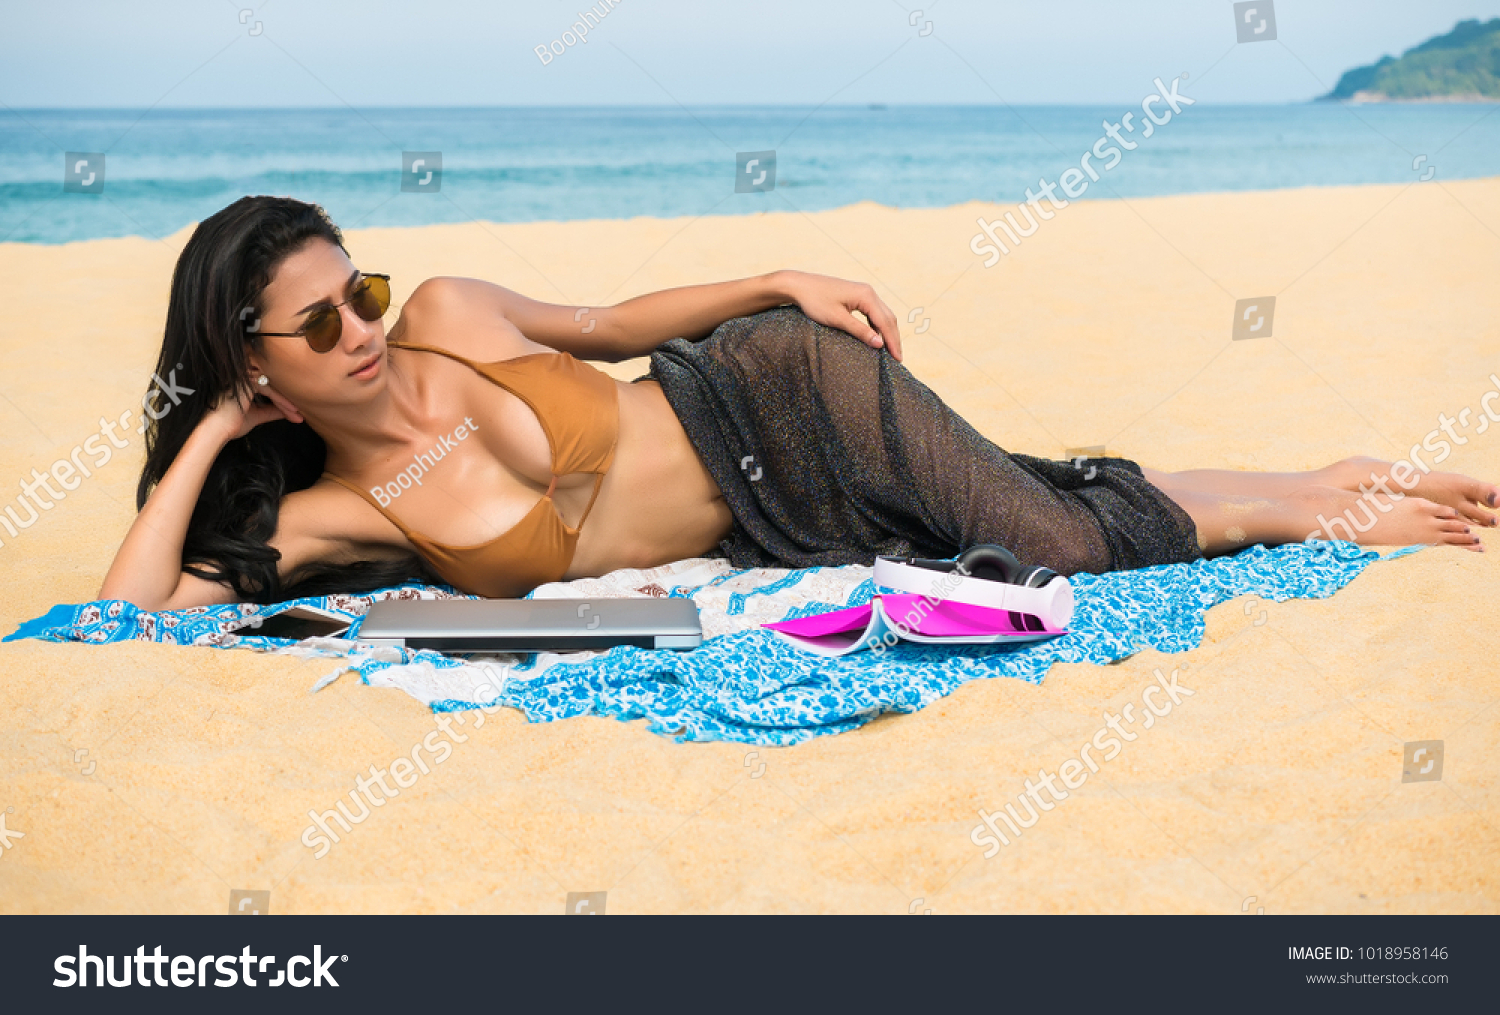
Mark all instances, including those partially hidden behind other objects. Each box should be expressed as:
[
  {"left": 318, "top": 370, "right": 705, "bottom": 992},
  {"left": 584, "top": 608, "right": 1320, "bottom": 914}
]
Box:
[{"left": 1, "top": 105, "right": 1496, "bottom": 244}]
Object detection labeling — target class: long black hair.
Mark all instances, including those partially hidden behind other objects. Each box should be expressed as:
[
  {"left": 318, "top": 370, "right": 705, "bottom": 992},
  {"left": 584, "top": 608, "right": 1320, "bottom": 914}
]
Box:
[{"left": 137, "top": 195, "right": 442, "bottom": 603}]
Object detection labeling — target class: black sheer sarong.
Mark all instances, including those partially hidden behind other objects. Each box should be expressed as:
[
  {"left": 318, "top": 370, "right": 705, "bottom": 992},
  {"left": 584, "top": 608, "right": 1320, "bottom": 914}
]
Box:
[{"left": 647, "top": 307, "right": 1202, "bottom": 576}]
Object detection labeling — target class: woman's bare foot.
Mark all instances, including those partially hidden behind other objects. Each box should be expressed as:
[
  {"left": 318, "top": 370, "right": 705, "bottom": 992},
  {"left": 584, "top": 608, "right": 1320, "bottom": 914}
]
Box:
[
  {"left": 1295, "top": 486, "right": 1483, "bottom": 551},
  {"left": 1322, "top": 456, "right": 1500, "bottom": 528}
]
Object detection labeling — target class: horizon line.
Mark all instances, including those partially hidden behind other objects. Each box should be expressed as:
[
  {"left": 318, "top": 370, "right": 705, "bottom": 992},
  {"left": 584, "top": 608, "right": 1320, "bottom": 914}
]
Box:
[{"left": 4, "top": 99, "right": 1410, "bottom": 113}]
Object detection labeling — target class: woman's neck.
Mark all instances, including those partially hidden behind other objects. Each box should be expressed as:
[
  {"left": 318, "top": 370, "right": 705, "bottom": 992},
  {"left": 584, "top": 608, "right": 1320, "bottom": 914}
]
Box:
[{"left": 302, "top": 351, "right": 435, "bottom": 476}]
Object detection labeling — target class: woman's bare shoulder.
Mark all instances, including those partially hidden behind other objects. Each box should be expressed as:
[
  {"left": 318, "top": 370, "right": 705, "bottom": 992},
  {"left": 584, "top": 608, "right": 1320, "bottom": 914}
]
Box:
[{"left": 391, "top": 276, "right": 546, "bottom": 362}]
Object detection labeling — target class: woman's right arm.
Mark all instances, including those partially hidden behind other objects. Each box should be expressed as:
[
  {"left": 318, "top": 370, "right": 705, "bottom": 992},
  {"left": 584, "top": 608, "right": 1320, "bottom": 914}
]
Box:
[{"left": 97, "top": 385, "right": 310, "bottom": 612}]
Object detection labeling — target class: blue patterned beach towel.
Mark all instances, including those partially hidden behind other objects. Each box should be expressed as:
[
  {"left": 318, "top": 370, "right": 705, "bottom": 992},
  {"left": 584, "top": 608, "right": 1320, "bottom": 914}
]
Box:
[{"left": 4, "top": 541, "right": 1418, "bottom": 746}]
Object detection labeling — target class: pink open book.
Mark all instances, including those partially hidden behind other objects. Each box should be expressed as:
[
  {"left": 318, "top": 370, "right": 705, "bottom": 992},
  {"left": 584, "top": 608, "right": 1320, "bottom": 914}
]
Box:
[{"left": 763, "top": 594, "right": 1068, "bottom": 657}]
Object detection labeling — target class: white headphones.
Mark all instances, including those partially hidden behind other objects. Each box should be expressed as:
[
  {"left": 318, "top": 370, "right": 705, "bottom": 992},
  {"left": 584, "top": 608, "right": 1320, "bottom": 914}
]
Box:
[{"left": 873, "top": 544, "right": 1075, "bottom": 630}]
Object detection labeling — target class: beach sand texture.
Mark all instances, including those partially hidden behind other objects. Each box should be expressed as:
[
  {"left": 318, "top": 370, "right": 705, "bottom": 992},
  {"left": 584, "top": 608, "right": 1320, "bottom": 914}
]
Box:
[{"left": 1, "top": 179, "right": 1496, "bottom": 914}]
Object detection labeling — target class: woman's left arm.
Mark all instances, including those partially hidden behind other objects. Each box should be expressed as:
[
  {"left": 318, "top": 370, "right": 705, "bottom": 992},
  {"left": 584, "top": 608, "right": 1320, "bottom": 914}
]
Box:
[{"left": 492, "top": 269, "right": 904, "bottom": 362}]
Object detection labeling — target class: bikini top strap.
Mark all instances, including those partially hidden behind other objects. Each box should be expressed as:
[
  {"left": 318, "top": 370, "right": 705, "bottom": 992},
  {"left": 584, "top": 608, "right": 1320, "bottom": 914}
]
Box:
[
  {"left": 387, "top": 340, "right": 482, "bottom": 367},
  {"left": 574, "top": 472, "right": 606, "bottom": 531},
  {"left": 321, "top": 471, "right": 420, "bottom": 540}
]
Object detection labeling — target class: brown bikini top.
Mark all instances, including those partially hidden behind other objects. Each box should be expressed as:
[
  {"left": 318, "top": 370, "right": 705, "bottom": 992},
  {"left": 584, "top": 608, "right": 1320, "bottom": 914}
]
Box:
[{"left": 321, "top": 341, "right": 619, "bottom": 598}]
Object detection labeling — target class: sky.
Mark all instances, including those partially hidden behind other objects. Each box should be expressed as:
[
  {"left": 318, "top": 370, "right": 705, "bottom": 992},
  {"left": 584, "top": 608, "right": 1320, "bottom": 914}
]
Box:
[{"left": 3, "top": 1, "right": 1499, "bottom": 108}]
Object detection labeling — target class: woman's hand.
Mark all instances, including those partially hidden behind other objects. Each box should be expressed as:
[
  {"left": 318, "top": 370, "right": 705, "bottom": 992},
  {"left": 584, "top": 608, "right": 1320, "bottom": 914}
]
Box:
[
  {"left": 204, "top": 378, "right": 305, "bottom": 443},
  {"left": 779, "top": 270, "right": 903, "bottom": 362}
]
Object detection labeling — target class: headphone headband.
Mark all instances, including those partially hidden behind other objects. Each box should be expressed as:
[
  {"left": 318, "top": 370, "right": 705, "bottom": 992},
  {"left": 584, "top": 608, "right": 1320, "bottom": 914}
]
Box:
[{"left": 873, "top": 555, "right": 1074, "bottom": 628}]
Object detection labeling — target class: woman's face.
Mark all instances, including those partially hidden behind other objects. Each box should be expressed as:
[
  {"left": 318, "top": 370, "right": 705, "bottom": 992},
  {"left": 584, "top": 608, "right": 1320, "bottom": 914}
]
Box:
[{"left": 245, "top": 237, "right": 388, "bottom": 410}]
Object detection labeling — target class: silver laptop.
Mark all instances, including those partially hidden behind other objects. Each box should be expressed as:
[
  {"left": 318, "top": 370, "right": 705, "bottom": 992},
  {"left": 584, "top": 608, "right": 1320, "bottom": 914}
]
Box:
[{"left": 354, "top": 597, "right": 702, "bottom": 653}]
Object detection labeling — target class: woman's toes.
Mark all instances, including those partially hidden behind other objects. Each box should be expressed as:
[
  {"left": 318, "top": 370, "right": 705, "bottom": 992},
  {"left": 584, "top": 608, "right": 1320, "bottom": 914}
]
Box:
[
  {"left": 1460, "top": 504, "right": 1498, "bottom": 527},
  {"left": 1472, "top": 481, "right": 1500, "bottom": 508}
]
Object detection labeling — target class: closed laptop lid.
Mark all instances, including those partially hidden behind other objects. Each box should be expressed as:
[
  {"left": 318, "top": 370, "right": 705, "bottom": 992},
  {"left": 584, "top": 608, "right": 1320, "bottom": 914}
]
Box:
[{"left": 356, "top": 597, "right": 702, "bottom": 652}]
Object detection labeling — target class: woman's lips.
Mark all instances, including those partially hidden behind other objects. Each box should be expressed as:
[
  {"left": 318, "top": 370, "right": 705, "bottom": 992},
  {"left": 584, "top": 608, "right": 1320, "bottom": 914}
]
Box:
[{"left": 349, "top": 353, "right": 381, "bottom": 378}]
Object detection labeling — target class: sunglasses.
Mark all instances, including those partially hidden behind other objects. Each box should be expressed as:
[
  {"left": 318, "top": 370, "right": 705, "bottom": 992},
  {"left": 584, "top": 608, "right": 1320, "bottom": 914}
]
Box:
[{"left": 249, "top": 273, "right": 391, "bottom": 353}]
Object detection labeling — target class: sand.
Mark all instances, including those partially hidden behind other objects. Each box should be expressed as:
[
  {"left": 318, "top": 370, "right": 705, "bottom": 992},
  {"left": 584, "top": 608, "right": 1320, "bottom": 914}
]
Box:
[{"left": 1, "top": 179, "right": 1497, "bottom": 914}]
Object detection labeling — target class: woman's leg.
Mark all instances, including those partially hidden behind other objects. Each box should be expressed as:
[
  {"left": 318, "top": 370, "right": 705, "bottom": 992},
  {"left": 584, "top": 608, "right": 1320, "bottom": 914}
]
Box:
[
  {"left": 1139, "top": 463, "right": 1490, "bottom": 556},
  {"left": 1143, "top": 456, "right": 1499, "bottom": 527}
]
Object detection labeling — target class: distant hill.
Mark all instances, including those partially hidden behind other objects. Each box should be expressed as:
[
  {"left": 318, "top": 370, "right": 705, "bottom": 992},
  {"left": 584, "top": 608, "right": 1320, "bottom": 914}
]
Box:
[{"left": 1321, "top": 18, "right": 1500, "bottom": 101}]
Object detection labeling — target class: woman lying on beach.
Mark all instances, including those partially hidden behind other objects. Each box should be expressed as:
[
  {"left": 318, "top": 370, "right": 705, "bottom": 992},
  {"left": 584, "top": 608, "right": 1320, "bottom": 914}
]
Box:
[{"left": 99, "top": 196, "right": 1495, "bottom": 609}]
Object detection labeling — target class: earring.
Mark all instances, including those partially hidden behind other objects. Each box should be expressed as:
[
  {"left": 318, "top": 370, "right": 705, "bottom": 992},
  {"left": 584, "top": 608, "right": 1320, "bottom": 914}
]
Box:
[{"left": 257, "top": 375, "right": 270, "bottom": 387}]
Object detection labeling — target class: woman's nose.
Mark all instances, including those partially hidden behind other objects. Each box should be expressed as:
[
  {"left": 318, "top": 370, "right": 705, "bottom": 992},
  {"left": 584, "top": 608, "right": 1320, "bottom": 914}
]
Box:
[{"left": 338, "top": 301, "right": 378, "bottom": 350}]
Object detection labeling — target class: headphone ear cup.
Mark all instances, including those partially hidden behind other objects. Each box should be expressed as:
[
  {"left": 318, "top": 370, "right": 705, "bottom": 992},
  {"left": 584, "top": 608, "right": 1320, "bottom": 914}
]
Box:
[
  {"left": 1015, "top": 565, "right": 1060, "bottom": 588},
  {"left": 956, "top": 544, "right": 1022, "bottom": 584}
]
